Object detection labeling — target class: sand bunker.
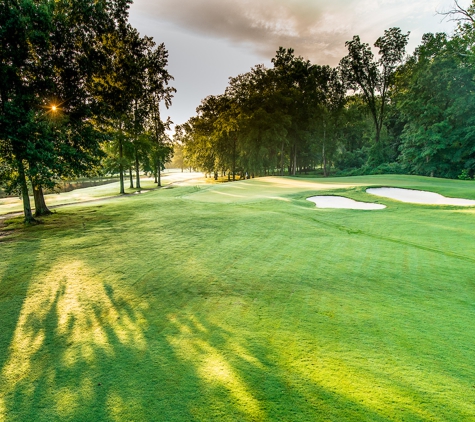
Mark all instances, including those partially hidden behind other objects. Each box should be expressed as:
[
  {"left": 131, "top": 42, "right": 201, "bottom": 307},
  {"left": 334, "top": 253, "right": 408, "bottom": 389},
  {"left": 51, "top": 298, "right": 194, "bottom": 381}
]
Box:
[
  {"left": 367, "top": 187, "right": 475, "bottom": 206},
  {"left": 307, "top": 196, "right": 386, "bottom": 210}
]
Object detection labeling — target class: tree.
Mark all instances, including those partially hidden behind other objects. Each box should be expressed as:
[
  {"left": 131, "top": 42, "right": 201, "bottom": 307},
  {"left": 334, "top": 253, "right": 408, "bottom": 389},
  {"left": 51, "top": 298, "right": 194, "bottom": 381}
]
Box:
[
  {"left": 95, "top": 26, "right": 174, "bottom": 193},
  {"left": 145, "top": 43, "right": 175, "bottom": 186},
  {"left": 311, "top": 66, "right": 346, "bottom": 176},
  {"left": 0, "top": 0, "right": 54, "bottom": 221},
  {"left": 224, "top": 65, "right": 290, "bottom": 178},
  {"left": 271, "top": 48, "right": 313, "bottom": 176},
  {"left": 394, "top": 32, "right": 475, "bottom": 177},
  {"left": 439, "top": 1, "right": 475, "bottom": 27},
  {"left": 0, "top": 0, "right": 131, "bottom": 221},
  {"left": 340, "top": 28, "right": 409, "bottom": 144},
  {"left": 94, "top": 26, "right": 145, "bottom": 194},
  {"left": 181, "top": 49, "right": 346, "bottom": 178},
  {"left": 172, "top": 126, "right": 190, "bottom": 172}
]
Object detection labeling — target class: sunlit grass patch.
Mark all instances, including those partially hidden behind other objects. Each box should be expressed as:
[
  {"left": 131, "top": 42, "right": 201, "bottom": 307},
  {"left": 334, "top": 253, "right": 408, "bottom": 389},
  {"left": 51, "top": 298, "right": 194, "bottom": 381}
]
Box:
[{"left": 1, "top": 174, "right": 475, "bottom": 420}]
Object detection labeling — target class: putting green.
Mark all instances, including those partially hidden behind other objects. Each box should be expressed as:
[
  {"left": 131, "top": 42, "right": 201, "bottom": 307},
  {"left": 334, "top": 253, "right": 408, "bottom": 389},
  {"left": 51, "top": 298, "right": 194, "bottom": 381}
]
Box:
[{"left": 1, "top": 174, "right": 475, "bottom": 421}]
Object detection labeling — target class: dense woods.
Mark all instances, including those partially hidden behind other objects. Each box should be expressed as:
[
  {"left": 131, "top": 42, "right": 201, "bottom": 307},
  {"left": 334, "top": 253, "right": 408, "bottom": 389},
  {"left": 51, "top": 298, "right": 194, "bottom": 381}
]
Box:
[{"left": 179, "top": 3, "right": 475, "bottom": 182}]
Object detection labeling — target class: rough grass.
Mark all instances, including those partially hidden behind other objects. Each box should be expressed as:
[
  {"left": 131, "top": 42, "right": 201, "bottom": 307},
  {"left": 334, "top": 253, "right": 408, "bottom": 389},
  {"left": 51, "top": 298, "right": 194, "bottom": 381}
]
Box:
[{"left": 1, "top": 175, "right": 475, "bottom": 421}]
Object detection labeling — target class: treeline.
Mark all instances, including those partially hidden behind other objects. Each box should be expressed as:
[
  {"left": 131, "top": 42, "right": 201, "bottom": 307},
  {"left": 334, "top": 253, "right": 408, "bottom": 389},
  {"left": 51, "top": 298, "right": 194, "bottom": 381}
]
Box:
[
  {"left": 0, "top": 0, "right": 174, "bottom": 222},
  {"left": 178, "top": 3, "right": 475, "bottom": 181}
]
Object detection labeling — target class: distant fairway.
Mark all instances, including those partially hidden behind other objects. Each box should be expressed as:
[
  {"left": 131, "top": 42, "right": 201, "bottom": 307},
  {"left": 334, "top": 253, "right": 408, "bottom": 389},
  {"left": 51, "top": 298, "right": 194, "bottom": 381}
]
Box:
[{"left": 1, "top": 174, "right": 475, "bottom": 421}]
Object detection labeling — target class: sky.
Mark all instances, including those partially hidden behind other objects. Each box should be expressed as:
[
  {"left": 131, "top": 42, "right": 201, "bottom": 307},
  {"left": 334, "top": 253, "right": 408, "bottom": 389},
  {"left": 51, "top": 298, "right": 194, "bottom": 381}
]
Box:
[{"left": 128, "top": 0, "right": 469, "bottom": 129}]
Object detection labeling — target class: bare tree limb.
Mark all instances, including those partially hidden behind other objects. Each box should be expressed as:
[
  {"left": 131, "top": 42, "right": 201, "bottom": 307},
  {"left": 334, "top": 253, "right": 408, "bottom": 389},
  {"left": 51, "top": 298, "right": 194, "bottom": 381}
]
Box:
[{"left": 438, "top": 0, "right": 475, "bottom": 24}]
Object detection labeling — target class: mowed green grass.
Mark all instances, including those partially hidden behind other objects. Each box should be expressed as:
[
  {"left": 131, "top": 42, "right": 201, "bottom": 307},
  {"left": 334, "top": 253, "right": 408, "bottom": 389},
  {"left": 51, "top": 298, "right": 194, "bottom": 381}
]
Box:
[
  {"left": 1, "top": 174, "right": 475, "bottom": 421},
  {"left": 0, "top": 170, "right": 203, "bottom": 215}
]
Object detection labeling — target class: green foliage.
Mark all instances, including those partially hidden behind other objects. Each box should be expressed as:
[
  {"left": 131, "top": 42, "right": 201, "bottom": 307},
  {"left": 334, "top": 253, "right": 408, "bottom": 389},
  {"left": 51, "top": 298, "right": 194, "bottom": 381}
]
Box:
[
  {"left": 0, "top": 0, "right": 173, "bottom": 215},
  {"left": 182, "top": 49, "right": 345, "bottom": 178},
  {"left": 182, "top": 28, "right": 413, "bottom": 179},
  {"left": 395, "top": 31, "right": 475, "bottom": 178},
  {"left": 458, "top": 169, "right": 472, "bottom": 180},
  {"left": 94, "top": 25, "right": 174, "bottom": 192},
  {"left": 0, "top": 0, "right": 133, "bottom": 219},
  {"left": 336, "top": 147, "right": 369, "bottom": 171},
  {"left": 340, "top": 28, "right": 410, "bottom": 144}
]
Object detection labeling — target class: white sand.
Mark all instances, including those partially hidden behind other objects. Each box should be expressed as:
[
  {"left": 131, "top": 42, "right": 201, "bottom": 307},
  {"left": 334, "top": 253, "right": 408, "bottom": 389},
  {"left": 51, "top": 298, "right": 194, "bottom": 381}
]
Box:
[
  {"left": 307, "top": 196, "right": 386, "bottom": 210},
  {"left": 367, "top": 187, "right": 475, "bottom": 206}
]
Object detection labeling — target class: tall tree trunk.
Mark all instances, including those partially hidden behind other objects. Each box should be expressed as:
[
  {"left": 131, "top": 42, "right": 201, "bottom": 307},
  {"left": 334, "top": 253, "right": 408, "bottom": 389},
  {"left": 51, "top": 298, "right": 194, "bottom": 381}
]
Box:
[
  {"left": 322, "top": 144, "right": 327, "bottom": 177},
  {"left": 157, "top": 160, "right": 161, "bottom": 187},
  {"left": 323, "top": 123, "right": 328, "bottom": 177},
  {"left": 119, "top": 134, "right": 125, "bottom": 194},
  {"left": 292, "top": 144, "right": 297, "bottom": 176},
  {"left": 368, "top": 103, "right": 381, "bottom": 144},
  {"left": 32, "top": 181, "right": 51, "bottom": 216},
  {"left": 280, "top": 141, "right": 285, "bottom": 176},
  {"left": 135, "top": 150, "right": 141, "bottom": 189},
  {"left": 375, "top": 125, "right": 381, "bottom": 144},
  {"left": 17, "top": 158, "right": 34, "bottom": 223},
  {"left": 129, "top": 167, "right": 134, "bottom": 188},
  {"left": 232, "top": 137, "right": 236, "bottom": 181}
]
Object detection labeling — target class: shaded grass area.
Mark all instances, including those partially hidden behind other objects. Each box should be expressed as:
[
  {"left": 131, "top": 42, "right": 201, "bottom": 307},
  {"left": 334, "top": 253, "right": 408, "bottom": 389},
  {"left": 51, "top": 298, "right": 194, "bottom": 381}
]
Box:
[{"left": 1, "top": 175, "right": 475, "bottom": 420}]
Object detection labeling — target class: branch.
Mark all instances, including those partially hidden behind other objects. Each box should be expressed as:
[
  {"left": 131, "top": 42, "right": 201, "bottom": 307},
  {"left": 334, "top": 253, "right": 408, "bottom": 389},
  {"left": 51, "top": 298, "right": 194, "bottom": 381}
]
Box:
[{"left": 438, "top": 0, "right": 475, "bottom": 24}]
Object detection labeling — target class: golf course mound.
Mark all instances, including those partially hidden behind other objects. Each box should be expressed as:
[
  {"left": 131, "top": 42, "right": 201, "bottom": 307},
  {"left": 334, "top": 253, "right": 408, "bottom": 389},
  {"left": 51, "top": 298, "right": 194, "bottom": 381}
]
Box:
[
  {"left": 307, "top": 195, "right": 386, "bottom": 209},
  {"left": 367, "top": 187, "right": 475, "bottom": 206}
]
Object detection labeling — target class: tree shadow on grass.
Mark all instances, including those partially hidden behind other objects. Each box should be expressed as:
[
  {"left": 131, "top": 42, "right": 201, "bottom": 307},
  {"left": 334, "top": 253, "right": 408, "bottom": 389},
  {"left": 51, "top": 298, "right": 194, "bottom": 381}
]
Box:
[
  {"left": 162, "top": 313, "right": 422, "bottom": 421},
  {"left": 0, "top": 258, "right": 395, "bottom": 421},
  {"left": 0, "top": 236, "right": 70, "bottom": 420},
  {"left": 163, "top": 303, "right": 475, "bottom": 421},
  {"left": 1, "top": 253, "right": 471, "bottom": 421},
  {"left": 0, "top": 237, "right": 45, "bottom": 371},
  {"left": 0, "top": 256, "right": 220, "bottom": 421}
]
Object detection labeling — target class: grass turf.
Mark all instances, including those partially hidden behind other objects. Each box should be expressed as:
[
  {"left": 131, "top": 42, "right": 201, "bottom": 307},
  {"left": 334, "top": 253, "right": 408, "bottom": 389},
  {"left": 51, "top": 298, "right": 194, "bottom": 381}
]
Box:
[
  {"left": 1, "top": 174, "right": 475, "bottom": 421},
  {"left": 0, "top": 170, "right": 204, "bottom": 216}
]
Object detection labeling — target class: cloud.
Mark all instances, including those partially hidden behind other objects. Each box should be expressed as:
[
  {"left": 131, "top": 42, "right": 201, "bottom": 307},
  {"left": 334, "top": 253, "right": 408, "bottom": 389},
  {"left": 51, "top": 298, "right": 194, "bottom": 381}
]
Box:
[{"left": 131, "top": 0, "right": 460, "bottom": 64}]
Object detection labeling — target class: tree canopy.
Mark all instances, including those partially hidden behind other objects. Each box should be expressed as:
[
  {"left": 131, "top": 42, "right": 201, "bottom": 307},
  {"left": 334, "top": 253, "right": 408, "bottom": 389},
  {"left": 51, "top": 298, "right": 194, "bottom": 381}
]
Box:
[
  {"left": 0, "top": 0, "right": 174, "bottom": 221},
  {"left": 180, "top": 9, "right": 475, "bottom": 182}
]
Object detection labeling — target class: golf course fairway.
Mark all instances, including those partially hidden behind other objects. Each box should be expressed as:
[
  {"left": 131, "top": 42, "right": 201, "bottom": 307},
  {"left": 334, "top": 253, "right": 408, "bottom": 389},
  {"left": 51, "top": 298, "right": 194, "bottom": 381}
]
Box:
[{"left": 1, "top": 174, "right": 475, "bottom": 421}]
